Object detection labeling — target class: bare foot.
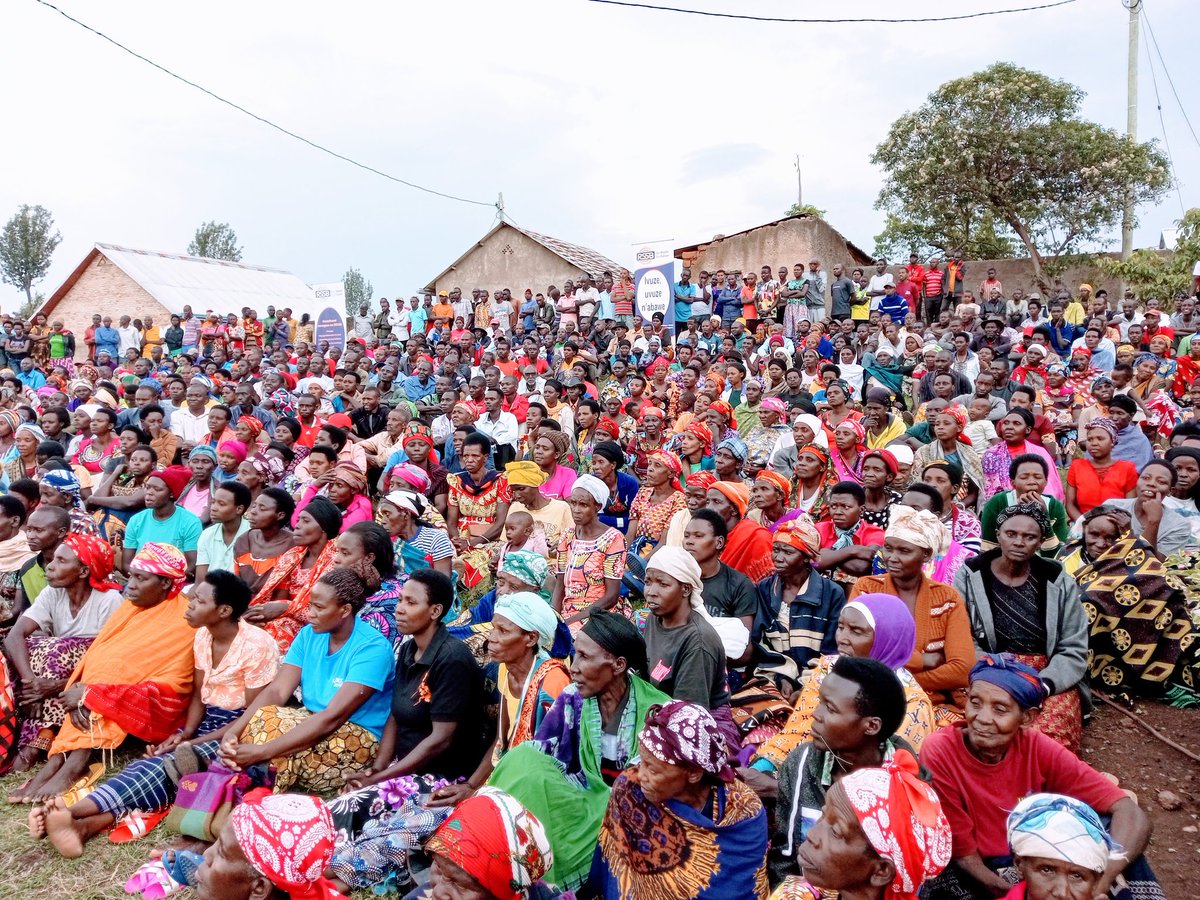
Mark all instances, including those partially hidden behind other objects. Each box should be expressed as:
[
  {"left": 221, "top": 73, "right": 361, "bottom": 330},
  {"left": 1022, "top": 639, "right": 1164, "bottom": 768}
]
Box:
[
  {"left": 11, "top": 747, "right": 42, "bottom": 775},
  {"left": 16, "top": 754, "right": 65, "bottom": 804},
  {"left": 27, "top": 804, "right": 48, "bottom": 839},
  {"left": 8, "top": 780, "right": 34, "bottom": 805},
  {"left": 32, "top": 753, "right": 90, "bottom": 802},
  {"left": 44, "top": 797, "right": 85, "bottom": 859}
]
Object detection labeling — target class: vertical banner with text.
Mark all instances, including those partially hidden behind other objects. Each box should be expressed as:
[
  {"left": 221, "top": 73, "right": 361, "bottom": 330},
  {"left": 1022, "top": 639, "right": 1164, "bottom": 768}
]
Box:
[
  {"left": 633, "top": 242, "right": 675, "bottom": 329},
  {"left": 308, "top": 282, "right": 348, "bottom": 353}
]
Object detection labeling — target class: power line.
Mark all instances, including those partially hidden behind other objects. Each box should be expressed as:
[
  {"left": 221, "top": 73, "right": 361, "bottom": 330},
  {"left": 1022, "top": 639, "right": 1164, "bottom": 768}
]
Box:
[
  {"left": 31, "top": 0, "right": 500, "bottom": 210},
  {"left": 1140, "top": 5, "right": 1200, "bottom": 151},
  {"left": 1139, "top": 8, "right": 1185, "bottom": 217},
  {"left": 584, "top": 0, "right": 1078, "bottom": 24}
]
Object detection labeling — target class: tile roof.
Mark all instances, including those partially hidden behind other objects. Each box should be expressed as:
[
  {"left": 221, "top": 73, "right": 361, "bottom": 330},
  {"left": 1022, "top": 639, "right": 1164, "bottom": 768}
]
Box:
[{"left": 508, "top": 225, "right": 624, "bottom": 277}]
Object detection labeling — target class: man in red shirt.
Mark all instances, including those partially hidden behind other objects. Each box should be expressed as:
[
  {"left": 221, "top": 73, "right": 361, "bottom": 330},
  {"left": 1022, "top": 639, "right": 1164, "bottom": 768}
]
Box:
[
  {"left": 499, "top": 374, "right": 529, "bottom": 423},
  {"left": 893, "top": 267, "right": 921, "bottom": 317},
  {"left": 814, "top": 483, "right": 886, "bottom": 584},
  {"left": 923, "top": 258, "right": 946, "bottom": 322},
  {"left": 294, "top": 393, "right": 324, "bottom": 448},
  {"left": 906, "top": 253, "right": 926, "bottom": 296}
]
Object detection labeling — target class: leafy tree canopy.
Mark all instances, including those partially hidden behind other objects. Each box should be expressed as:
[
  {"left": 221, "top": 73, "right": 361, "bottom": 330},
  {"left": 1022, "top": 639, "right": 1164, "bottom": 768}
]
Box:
[
  {"left": 188, "top": 221, "right": 243, "bottom": 262},
  {"left": 343, "top": 267, "right": 373, "bottom": 316},
  {"left": 1101, "top": 208, "right": 1200, "bottom": 304},
  {"left": 0, "top": 204, "right": 61, "bottom": 307}
]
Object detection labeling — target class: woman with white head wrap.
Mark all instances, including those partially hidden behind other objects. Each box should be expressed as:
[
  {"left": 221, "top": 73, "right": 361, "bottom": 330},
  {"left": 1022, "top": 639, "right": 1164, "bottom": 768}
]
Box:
[
  {"left": 1007, "top": 793, "right": 1123, "bottom": 895},
  {"left": 768, "top": 411, "right": 829, "bottom": 476},
  {"left": 430, "top": 591, "right": 571, "bottom": 810},
  {"left": 642, "top": 546, "right": 745, "bottom": 751},
  {"left": 377, "top": 489, "right": 454, "bottom": 577},
  {"left": 572, "top": 474, "right": 610, "bottom": 510}
]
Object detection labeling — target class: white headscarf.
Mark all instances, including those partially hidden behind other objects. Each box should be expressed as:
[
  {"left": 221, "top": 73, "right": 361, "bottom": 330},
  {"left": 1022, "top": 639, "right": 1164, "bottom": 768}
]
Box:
[
  {"left": 885, "top": 505, "right": 950, "bottom": 557},
  {"left": 1007, "top": 793, "right": 1124, "bottom": 874},
  {"left": 645, "top": 547, "right": 750, "bottom": 659},
  {"left": 794, "top": 413, "right": 829, "bottom": 449},
  {"left": 572, "top": 474, "right": 610, "bottom": 509}
]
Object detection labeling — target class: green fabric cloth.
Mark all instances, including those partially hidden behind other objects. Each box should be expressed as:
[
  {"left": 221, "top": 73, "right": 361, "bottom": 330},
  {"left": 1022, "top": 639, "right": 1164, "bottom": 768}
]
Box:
[{"left": 488, "top": 674, "right": 668, "bottom": 889}]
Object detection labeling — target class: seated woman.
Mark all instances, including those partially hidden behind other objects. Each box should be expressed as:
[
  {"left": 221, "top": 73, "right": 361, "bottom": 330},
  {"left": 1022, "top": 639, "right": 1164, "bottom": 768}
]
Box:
[
  {"left": 4, "top": 534, "right": 124, "bottom": 777},
  {"left": 662, "top": 470, "right": 716, "bottom": 547},
  {"left": 1059, "top": 506, "right": 1200, "bottom": 704},
  {"left": 921, "top": 459, "right": 982, "bottom": 554},
  {"left": 12, "top": 543, "right": 194, "bottom": 804},
  {"left": 38, "top": 468, "right": 99, "bottom": 536},
  {"left": 553, "top": 476, "right": 627, "bottom": 629},
  {"left": 921, "top": 656, "right": 1158, "bottom": 900},
  {"left": 334, "top": 521, "right": 405, "bottom": 645},
  {"left": 979, "top": 453, "right": 1070, "bottom": 556},
  {"left": 217, "top": 567, "right": 396, "bottom": 793},
  {"left": 244, "top": 496, "right": 341, "bottom": 652},
  {"left": 1065, "top": 417, "right": 1138, "bottom": 519},
  {"left": 752, "top": 593, "right": 934, "bottom": 773},
  {"left": 955, "top": 503, "right": 1088, "bottom": 753},
  {"left": 627, "top": 450, "right": 688, "bottom": 551},
  {"left": 446, "top": 432, "right": 511, "bottom": 562},
  {"left": 417, "top": 788, "right": 563, "bottom": 900},
  {"left": 86, "top": 443, "right": 155, "bottom": 555},
  {"left": 293, "top": 460, "right": 372, "bottom": 533},
  {"left": 852, "top": 507, "right": 974, "bottom": 723},
  {"left": 29, "top": 570, "right": 279, "bottom": 858},
  {"left": 752, "top": 658, "right": 911, "bottom": 886},
  {"left": 504, "top": 460, "right": 573, "bottom": 563},
  {"left": 592, "top": 699, "right": 769, "bottom": 900},
  {"left": 330, "top": 592, "right": 566, "bottom": 895},
  {"left": 890, "top": 484, "right": 976, "bottom": 586},
  {"left": 488, "top": 611, "right": 669, "bottom": 890},
  {"left": 980, "top": 408, "right": 1064, "bottom": 503},
  {"left": 531, "top": 427, "right": 578, "bottom": 499},
  {"left": 233, "top": 487, "right": 296, "bottom": 595},
  {"left": 641, "top": 546, "right": 740, "bottom": 750},
  {"left": 1002, "top": 794, "right": 1127, "bottom": 900},
  {"left": 780, "top": 751, "right": 952, "bottom": 900},
  {"left": 1092, "top": 459, "right": 1196, "bottom": 557}
]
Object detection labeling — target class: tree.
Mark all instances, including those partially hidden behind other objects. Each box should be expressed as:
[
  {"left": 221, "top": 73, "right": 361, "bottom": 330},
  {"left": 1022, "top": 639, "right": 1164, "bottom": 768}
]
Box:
[
  {"left": 786, "top": 202, "right": 827, "bottom": 218},
  {"left": 872, "top": 63, "right": 1171, "bottom": 293},
  {"left": 0, "top": 204, "right": 62, "bottom": 307},
  {"left": 1100, "top": 208, "right": 1200, "bottom": 303},
  {"left": 188, "top": 221, "right": 243, "bottom": 261},
  {"left": 343, "top": 267, "right": 372, "bottom": 316},
  {"left": 873, "top": 211, "right": 1016, "bottom": 262}
]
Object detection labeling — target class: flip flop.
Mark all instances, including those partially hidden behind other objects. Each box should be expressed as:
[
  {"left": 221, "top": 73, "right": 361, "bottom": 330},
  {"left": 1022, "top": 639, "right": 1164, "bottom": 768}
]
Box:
[{"left": 109, "top": 808, "right": 170, "bottom": 844}]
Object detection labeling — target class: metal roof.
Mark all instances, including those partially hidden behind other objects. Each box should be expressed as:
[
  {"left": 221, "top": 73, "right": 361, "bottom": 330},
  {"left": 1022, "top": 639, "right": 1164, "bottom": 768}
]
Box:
[{"left": 40, "top": 243, "right": 314, "bottom": 318}]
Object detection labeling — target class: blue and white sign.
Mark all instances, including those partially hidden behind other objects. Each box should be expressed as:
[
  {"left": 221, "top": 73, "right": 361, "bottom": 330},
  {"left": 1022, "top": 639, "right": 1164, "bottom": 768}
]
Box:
[{"left": 635, "top": 260, "right": 675, "bottom": 325}]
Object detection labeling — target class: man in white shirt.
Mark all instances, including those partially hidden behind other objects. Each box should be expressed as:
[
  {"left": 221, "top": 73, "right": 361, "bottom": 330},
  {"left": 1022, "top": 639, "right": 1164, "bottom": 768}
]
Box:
[
  {"left": 169, "top": 381, "right": 212, "bottom": 450},
  {"left": 352, "top": 303, "right": 374, "bottom": 340},
  {"left": 491, "top": 291, "right": 516, "bottom": 336},
  {"left": 517, "top": 364, "right": 546, "bottom": 403},
  {"left": 576, "top": 276, "right": 601, "bottom": 327},
  {"left": 866, "top": 261, "right": 892, "bottom": 304},
  {"left": 116, "top": 316, "right": 142, "bottom": 358},
  {"left": 475, "top": 387, "right": 520, "bottom": 464},
  {"left": 390, "top": 299, "right": 411, "bottom": 342},
  {"left": 1110, "top": 295, "right": 1144, "bottom": 340}
]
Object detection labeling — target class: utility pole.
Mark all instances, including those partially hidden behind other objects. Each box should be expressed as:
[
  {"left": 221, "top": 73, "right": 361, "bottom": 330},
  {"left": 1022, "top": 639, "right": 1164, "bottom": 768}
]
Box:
[
  {"left": 1121, "top": 0, "right": 1140, "bottom": 263},
  {"left": 794, "top": 154, "right": 802, "bottom": 208}
]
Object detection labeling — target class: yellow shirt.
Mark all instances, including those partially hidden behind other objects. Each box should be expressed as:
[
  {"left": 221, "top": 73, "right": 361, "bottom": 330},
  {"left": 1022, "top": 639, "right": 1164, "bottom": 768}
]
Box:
[
  {"left": 1063, "top": 300, "right": 1087, "bottom": 326},
  {"left": 141, "top": 326, "right": 162, "bottom": 358}
]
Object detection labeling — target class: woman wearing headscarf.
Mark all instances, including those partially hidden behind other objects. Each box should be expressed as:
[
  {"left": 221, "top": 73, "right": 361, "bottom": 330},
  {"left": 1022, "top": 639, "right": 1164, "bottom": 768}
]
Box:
[
  {"left": 752, "top": 593, "right": 935, "bottom": 774},
  {"left": 553, "top": 475, "right": 628, "bottom": 630},
  {"left": 981, "top": 408, "right": 1064, "bottom": 504},
  {"left": 913, "top": 404, "right": 984, "bottom": 508},
  {"left": 504, "top": 460, "right": 573, "bottom": 565},
  {"left": 1164, "top": 444, "right": 1200, "bottom": 541},
  {"left": 642, "top": 547, "right": 741, "bottom": 749},
  {"left": 705, "top": 398, "right": 740, "bottom": 448},
  {"left": 783, "top": 750, "right": 952, "bottom": 900},
  {"left": 1065, "top": 417, "right": 1139, "bottom": 519},
  {"left": 245, "top": 496, "right": 342, "bottom": 652},
  {"left": 859, "top": 448, "right": 904, "bottom": 529},
  {"left": 38, "top": 468, "right": 99, "bottom": 537},
  {"left": 862, "top": 388, "right": 908, "bottom": 449},
  {"left": 626, "top": 450, "right": 687, "bottom": 551},
  {"left": 321, "top": 461, "right": 372, "bottom": 532},
  {"left": 675, "top": 417, "right": 715, "bottom": 475},
  {"left": 748, "top": 469, "right": 798, "bottom": 532},
  {"left": 713, "top": 432, "right": 749, "bottom": 482},
  {"left": 592, "top": 700, "right": 769, "bottom": 900},
  {"left": 416, "top": 789, "right": 563, "bottom": 900},
  {"left": 1003, "top": 794, "right": 1126, "bottom": 900},
  {"left": 530, "top": 427, "right": 576, "bottom": 500},
  {"left": 954, "top": 503, "right": 1087, "bottom": 753},
  {"left": 3, "top": 534, "right": 124, "bottom": 777},
  {"left": 377, "top": 489, "right": 454, "bottom": 578},
  {"left": 746, "top": 397, "right": 791, "bottom": 474},
  {"left": 488, "top": 611, "right": 667, "bottom": 888},
  {"left": 1057, "top": 506, "right": 1200, "bottom": 705},
  {"left": 852, "top": 507, "right": 974, "bottom": 724},
  {"left": 3, "top": 421, "right": 43, "bottom": 485},
  {"left": 829, "top": 417, "right": 868, "bottom": 485},
  {"left": 921, "top": 655, "right": 1159, "bottom": 900},
  {"left": 591, "top": 441, "right": 638, "bottom": 534}
]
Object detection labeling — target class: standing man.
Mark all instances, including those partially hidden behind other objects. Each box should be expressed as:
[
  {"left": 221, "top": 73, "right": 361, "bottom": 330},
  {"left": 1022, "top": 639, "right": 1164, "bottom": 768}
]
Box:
[
  {"left": 84, "top": 314, "right": 101, "bottom": 362},
  {"left": 673, "top": 269, "right": 699, "bottom": 337},
  {"left": 352, "top": 302, "right": 373, "bottom": 341},
  {"left": 116, "top": 316, "right": 142, "bottom": 359},
  {"left": 978, "top": 267, "right": 1003, "bottom": 303},
  {"left": 373, "top": 299, "right": 394, "bottom": 342},
  {"left": 180, "top": 306, "right": 200, "bottom": 354},
  {"left": 922, "top": 257, "right": 946, "bottom": 322},
  {"left": 945, "top": 249, "right": 967, "bottom": 311},
  {"left": 866, "top": 259, "right": 891, "bottom": 307},
  {"left": 804, "top": 259, "right": 828, "bottom": 322}
]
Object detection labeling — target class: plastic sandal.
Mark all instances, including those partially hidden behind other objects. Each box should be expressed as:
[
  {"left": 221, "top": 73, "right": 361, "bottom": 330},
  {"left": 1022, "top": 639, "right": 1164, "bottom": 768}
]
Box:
[
  {"left": 109, "top": 808, "right": 170, "bottom": 844},
  {"left": 124, "top": 861, "right": 181, "bottom": 900},
  {"left": 162, "top": 849, "right": 204, "bottom": 888},
  {"left": 60, "top": 760, "right": 106, "bottom": 806}
]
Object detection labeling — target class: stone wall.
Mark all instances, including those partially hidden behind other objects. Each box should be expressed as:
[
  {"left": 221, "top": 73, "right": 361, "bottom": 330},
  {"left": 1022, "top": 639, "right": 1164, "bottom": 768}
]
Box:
[
  {"left": 427, "top": 225, "right": 603, "bottom": 297},
  {"left": 44, "top": 254, "right": 174, "bottom": 356}
]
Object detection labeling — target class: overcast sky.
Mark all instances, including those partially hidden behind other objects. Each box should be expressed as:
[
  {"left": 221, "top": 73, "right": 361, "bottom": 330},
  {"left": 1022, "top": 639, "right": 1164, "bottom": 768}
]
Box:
[{"left": 2, "top": 0, "right": 1197, "bottom": 310}]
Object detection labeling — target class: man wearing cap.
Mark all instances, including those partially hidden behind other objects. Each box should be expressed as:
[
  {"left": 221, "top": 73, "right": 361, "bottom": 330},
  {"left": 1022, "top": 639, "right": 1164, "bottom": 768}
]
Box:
[{"left": 121, "top": 467, "right": 203, "bottom": 574}]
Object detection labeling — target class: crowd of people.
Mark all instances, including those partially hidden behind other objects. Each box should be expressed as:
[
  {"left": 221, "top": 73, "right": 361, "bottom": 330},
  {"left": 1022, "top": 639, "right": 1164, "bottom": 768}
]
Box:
[{"left": 0, "top": 259, "right": 1196, "bottom": 900}]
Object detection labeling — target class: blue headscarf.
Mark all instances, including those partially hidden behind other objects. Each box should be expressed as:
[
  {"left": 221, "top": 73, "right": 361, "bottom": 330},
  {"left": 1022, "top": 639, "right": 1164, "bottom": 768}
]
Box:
[
  {"left": 43, "top": 469, "right": 83, "bottom": 509},
  {"left": 969, "top": 653, "right": 1045, "bottom": 709}
]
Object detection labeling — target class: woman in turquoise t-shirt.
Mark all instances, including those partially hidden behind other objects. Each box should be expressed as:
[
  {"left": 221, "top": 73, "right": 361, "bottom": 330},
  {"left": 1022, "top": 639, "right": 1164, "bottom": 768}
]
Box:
[{"left": 216, "top": 568, "right": 396, "bottom": 793}]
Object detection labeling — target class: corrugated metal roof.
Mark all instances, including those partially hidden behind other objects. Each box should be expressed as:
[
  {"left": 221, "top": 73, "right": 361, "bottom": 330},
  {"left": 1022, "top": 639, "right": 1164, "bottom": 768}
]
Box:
[
  {"left": 510, "top": 225, "right": 624, "bottom": 278},
  {"left": 84, "top": 243, "right": 313, "bottom": 314}
]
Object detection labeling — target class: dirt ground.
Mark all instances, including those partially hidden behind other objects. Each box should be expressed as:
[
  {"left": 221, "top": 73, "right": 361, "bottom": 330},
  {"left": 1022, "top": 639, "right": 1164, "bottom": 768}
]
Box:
[{"left": 1081, "top": 697, "right": 1200, "bottom": 899}]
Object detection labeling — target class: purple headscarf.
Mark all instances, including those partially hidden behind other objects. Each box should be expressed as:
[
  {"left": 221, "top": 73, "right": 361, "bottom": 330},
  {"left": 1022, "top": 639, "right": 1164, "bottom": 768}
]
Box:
[{"left": 843, "top": 593, "right": 916, "bottom": 670}]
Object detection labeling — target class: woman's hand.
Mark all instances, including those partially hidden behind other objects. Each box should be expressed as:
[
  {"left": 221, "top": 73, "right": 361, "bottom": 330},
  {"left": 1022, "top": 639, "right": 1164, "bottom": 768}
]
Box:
[
  {"left": 340, "top": 769, "right": 379, "bottom": 794},
  {"left": 17, "top": 676, "right": 66, "bottom": 705},
  {"left": 148, "top": 733, "right": 190, "bottom": 757},
  {"left": 243, "top": 601, "right": 288, "bottom": 623},
  {"left": 427, "top": 782, "right": 475, "bottom": 808},
  {"left": 61, "top": 683, "right": 86, "bottom": 710},
  {"left": 216, "top": 731, "right": 244, "bottom": 770}
]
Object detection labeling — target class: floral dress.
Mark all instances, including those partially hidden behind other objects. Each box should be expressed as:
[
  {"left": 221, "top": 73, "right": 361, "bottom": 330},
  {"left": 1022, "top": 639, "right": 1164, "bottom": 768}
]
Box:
[
  {"left": 628, "top": 487, "right": 686, "bottom": 547},
  {"left": 446, "top": 471, "right": 510, "bottom": 538},
  {"left": 555, "top": 526, "right": 628, "bottom": 629}
]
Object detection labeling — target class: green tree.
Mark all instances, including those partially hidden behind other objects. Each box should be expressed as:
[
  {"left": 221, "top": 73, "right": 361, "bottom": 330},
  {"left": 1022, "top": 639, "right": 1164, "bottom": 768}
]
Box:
[
  {"left": 786, "top": 202, "right": 827, "bottom": 218},
  {"left": 872, "top": 63, "right": 1171, "bottom": 293},
  {"left": 343, "top": 267, "right": 373, "bottom": 316},
  {"left": 188, "top": 221, "right": 243, "bottom": 261},
  {"left": 1100, "top": 208, "right": 1200, "bottom": 303},
  {"left": 0, "top": 204, "right": 62, "bottom": 307},
  {"left": 873, "top": 211, "right": 1015, "bottom": 262}
]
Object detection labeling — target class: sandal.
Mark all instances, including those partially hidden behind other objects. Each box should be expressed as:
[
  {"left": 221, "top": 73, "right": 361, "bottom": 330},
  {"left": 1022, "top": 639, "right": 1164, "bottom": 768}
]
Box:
[
  {"left": 124, "top": 861, "right": 182, "bottom": 900},
  {"left": 110, "top": 808, "right": 170, "bottom": 844},
  {"left": 61, "top": 761, "right": 106, "bottom": 807},
  {"left": 162, "top": 849, "right": 204, "bottom": 888}
]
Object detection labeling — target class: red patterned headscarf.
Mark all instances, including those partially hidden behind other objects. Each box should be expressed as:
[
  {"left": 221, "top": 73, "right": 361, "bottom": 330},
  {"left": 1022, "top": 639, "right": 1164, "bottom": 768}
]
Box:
[
  {"left": 230, "top": 792, "right": 345, "bottom": 900},
  {"left": 686, "top": 470, "right": 717, "bottom": 491},
  {"left": 426, "top": 787, "right": 553, "bottom": 900},
  {"left": 639, "top": 700, "right": 735, "bottom": 782},
  {"left": 238, "top": 415, "right": 265, "bottom": 439},
  {"left": 773, "top": 516, "right": 821, "bottom": 559},
  {"left": 838, "top": 750, "right": 953, "bottom": 900},
  {"left": 647, "top": 450, "right": 683, "bottom": 491},
  {"left": 62, "top": 533, "right": 121, "bottom": 592},
  {"left": 684, "top": 419, "right": 713, "bottom": 455},
  {"left": 129, "top": 542, "right": 188, "bottom": 595}
]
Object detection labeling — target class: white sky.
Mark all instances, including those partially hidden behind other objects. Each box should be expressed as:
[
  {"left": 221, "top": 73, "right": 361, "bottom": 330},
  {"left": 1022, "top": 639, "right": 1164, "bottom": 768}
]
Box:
[{"left": 2, "top": 0, "right": 1197, "bottom": 309}]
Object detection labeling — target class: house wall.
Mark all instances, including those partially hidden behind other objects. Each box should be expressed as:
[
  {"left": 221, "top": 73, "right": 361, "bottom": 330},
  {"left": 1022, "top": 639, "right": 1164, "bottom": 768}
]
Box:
[
  {"left": 44, "top": 255, "right": 174, "bottom": 359},
  {"left": 428, "top": 226, "right": 600, "bottom": 297}
]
